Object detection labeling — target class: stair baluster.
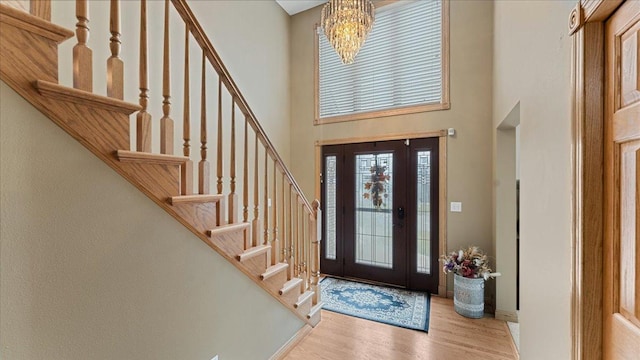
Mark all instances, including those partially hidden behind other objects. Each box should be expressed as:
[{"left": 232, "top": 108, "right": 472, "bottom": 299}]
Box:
[
  {"left": 198, "top": 52, "right": 210, "bottom": 194},
  {"left": 294, "top": 193, "right": 300, "bottom": 279},
  {"left": 136, "top": 0, "right": 151, "bottom": 152},
  {"left": 106, "top": 0, "right": 123, "bottom": 99},
  {"left": 263, "top": 149, "right": 270, "bottom": 249},
  {"left": 282, "top": 172, "right": 288, "bottom": 280},
  {"left": 73, "top": 0, "right": 92, "bottom": 92},
  {"left": 301, "top": 201, "right": 308, "bottom": 289},
  {"left": 271, "top": 160, "right": 279, "bottom": 266},
  {"left": 228, "top": 98, "right": 238, "bottom": 224},
  {"left": 243, "top": 115, "right": 249, "bottom": 224},
  {"left": 216, "top": 78, "right": 226, "bottom": 224},
  {"left": 160, "top": 0, "right": 174, "bottom": 155},
  {"left": 181, "top": 24, "right": 193, "bottom": 195},
  {"left": 252, "top": 132, "right": 261, "bottom": 248},
  {"left": 288, "top": 183, "right": 295, "bottom": 280}
]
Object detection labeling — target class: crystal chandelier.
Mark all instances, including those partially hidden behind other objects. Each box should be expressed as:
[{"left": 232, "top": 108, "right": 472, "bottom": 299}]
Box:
[{"left": 321, "top": 0, "right": 375, "bottom": 65}]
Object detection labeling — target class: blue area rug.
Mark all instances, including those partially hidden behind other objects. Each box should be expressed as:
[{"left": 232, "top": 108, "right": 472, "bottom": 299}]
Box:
[{"left": 321, "top": 277, "right": 430, "bottom": 332}]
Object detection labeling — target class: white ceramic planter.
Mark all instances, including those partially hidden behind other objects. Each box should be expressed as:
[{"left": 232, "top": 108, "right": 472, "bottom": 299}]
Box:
[{"left": 453, "top": 274, "right": 485, "bottom": 318}]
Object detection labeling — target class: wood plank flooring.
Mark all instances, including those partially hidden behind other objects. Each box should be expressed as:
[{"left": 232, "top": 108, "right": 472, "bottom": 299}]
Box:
[{"left": 282, "top": 297, "right": 519, "bottom": 360}]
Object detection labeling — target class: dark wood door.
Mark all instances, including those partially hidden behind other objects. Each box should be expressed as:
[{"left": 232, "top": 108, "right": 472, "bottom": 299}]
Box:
[{"left": 321, "top": 138, "right": 439, "bottom": 292}]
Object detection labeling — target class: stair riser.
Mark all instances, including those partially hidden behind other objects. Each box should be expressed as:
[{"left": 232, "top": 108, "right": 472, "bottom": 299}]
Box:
[
  {"left": 280, "top": 288, "right": 302, "bottom": 305},
  {"left": 307, "top": 309, "right": 322, "bottom": 327},
  {"left": 119, "top": 162, "right": 181, "bottom": 198},
  {"left": 243, "top": 255, "right": 268, "bottom": 278},
  {"left": 296, "top": 300, "right": 312, "bottom": 318},
  {"left": 209, "top": 228, "right": 246, "bottom": 257},
  {"left": 263, "top": 270, "right": 287, "bottom": 293},
  {"left": 172, "top": 203, "right": 218, "bottom": 235},
  {"left": 0, "top": 21, "right": 59, "bottom": 86}
]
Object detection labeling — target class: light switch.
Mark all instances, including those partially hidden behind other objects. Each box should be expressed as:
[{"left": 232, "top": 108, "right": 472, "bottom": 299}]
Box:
[{"left": 450, "top": 202, "right": 462, "bottom": 212}]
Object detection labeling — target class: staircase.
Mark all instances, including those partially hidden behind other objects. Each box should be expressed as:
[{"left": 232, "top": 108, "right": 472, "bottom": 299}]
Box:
[{"left": 0, "top": 0, "right": 323, "bottom": 327}]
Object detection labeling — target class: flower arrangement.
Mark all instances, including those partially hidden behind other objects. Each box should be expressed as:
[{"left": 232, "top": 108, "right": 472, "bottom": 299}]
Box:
[
  {"left": 363, "top": 163, "right": 390, "bottom": 209},
  {"left": 440, "top": 246, "right": 497, "bottom": 280}
]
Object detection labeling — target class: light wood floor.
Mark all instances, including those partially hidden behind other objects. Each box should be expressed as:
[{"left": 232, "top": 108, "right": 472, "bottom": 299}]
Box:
[{"left": 282, "top": 297, "right": 519, "bottom": 360}]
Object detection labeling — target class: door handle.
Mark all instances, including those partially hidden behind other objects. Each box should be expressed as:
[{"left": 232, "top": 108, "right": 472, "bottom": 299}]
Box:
[{"left": 397, "top": 207, "right": 405, "bottom": 220}]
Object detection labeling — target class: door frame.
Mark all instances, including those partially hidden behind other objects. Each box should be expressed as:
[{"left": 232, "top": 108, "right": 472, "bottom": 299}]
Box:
[
  {"left": 568, "top": 1, "right": 624, "bottom": 359},
  {"left": 315, "top": 129, "right": 448, "bottom": 296}
]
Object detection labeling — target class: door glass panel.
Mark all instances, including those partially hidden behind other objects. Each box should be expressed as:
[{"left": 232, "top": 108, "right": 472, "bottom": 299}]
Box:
[
  {"left": 416, "top": 150, "right": 431, "bottom": 274},
  {"left": 355, "top": 153, "right": 393, "bottom": 268},
  {"left": 325, "top": 156, "right": 337, "bottom": 260}
]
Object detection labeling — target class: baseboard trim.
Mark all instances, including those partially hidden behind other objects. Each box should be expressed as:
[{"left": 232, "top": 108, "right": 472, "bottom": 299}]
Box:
[
  {"left": 495, "top": 309, "right": 519, "bottom": 322},
  {"left": 269, "top": 324, "right": 313, "bottom": 360}
]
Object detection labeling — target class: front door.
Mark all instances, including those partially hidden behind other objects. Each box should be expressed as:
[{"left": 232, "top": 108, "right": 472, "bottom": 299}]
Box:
[
  {"left": 321, "top": 138, "right": 439, "bottom": 293},
  {"left": 604, "top": 0, "right": 640, "bottom": 356}
]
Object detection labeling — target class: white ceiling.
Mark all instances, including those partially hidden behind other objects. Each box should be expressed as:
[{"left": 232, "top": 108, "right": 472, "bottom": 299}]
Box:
[{"left": 275, "top": 0, "right": 327, "bottom": 15}]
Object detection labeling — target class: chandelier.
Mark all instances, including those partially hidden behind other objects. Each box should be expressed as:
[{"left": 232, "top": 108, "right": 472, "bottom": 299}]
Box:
[{"left": 321, "top": 0, "right": 375, "bottom": 65}]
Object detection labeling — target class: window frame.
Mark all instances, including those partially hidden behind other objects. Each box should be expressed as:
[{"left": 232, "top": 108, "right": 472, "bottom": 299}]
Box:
[{"left": 314, "top": 0, "right": 450, "bottom": 125}]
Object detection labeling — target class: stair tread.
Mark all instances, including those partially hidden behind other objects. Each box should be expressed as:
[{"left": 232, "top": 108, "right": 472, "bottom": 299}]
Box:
[
  {"left": 208, "top": 222, "right": 251, "bottom": 237},
  {"left": 0, "top": 4, "right": 74, "bottom": 42},
  {"left": 236, "top": 244, "right": 270, "bottom": 262},
  {"left": 35, "top": 80, "right": 140, "bottom": 114},
  {"left": 279, "top": 277, "right": 303, "bottom": 295},
  {"left": 117, "top": 150, "right": 189, "bottom": 166},
  {"left": 307, "top": 302, "right": 324, "bottom": 318},
  {"left": 260, "top": 262, "right": 289, "bottom": 280},
  {"left": 294, "top": 290, "right": 314, "bottom": 308},
  {"left": 170, "top": 194, "right": 224, "bottom": 205}
]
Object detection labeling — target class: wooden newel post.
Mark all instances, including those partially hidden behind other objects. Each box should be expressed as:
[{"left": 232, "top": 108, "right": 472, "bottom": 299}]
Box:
[{"left": 311, "top": 199, "right": 321, "bottom": 304}]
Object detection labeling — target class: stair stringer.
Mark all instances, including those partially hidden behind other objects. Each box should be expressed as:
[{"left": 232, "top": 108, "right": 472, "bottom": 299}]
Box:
[
  {"left": 31, "top": 90, "right": 313, "bottom": 325},
  {"left": 0, "top": 4, "right": 315, "bottom": 326}
]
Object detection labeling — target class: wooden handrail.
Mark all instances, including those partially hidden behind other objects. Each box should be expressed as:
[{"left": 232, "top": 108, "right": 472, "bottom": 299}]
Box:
[{"left": 170, "top": 0, "right": 314, "bottom": 215}]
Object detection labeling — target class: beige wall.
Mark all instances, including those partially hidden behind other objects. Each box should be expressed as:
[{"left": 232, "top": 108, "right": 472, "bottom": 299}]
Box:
[
  {"left": 493, "top": 0, "right": 574, "bottom": 358},
  {"left": 290, "top": 0, "right": 495, "bottom": 292},
  {"left": 0, "top": 82, "right": 302, "bottom": 359},
  {"left": 1, "top": 1, "right": 302, "bottom": 359},
  {"left": 495, "top": 121, "right": 518, "bottom": 321}
]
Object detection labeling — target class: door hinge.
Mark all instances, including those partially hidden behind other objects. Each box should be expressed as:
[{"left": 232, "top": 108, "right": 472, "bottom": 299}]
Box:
[{"left": 343, "top": 258, "right": 346, "bottom": 265}]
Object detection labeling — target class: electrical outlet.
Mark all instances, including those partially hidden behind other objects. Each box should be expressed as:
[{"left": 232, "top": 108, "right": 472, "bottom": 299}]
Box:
[{"left": 450, "top": 202, "right": 462, "bottom": 212}]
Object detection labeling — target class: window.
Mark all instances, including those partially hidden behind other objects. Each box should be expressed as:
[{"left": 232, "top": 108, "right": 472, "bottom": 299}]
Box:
[{"left": 315, "top": 0, "right": 449, "bottom": 125}]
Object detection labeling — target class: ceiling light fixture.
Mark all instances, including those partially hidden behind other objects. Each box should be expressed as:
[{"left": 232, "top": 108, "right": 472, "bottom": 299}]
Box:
[{"left": 321, "top": 0, "right": 375, "bottom": 65}]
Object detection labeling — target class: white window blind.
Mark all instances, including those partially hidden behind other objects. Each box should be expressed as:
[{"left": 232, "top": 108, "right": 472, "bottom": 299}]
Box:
[{"left": 318, "top": 0, "right": 444, "bottom": 120}]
